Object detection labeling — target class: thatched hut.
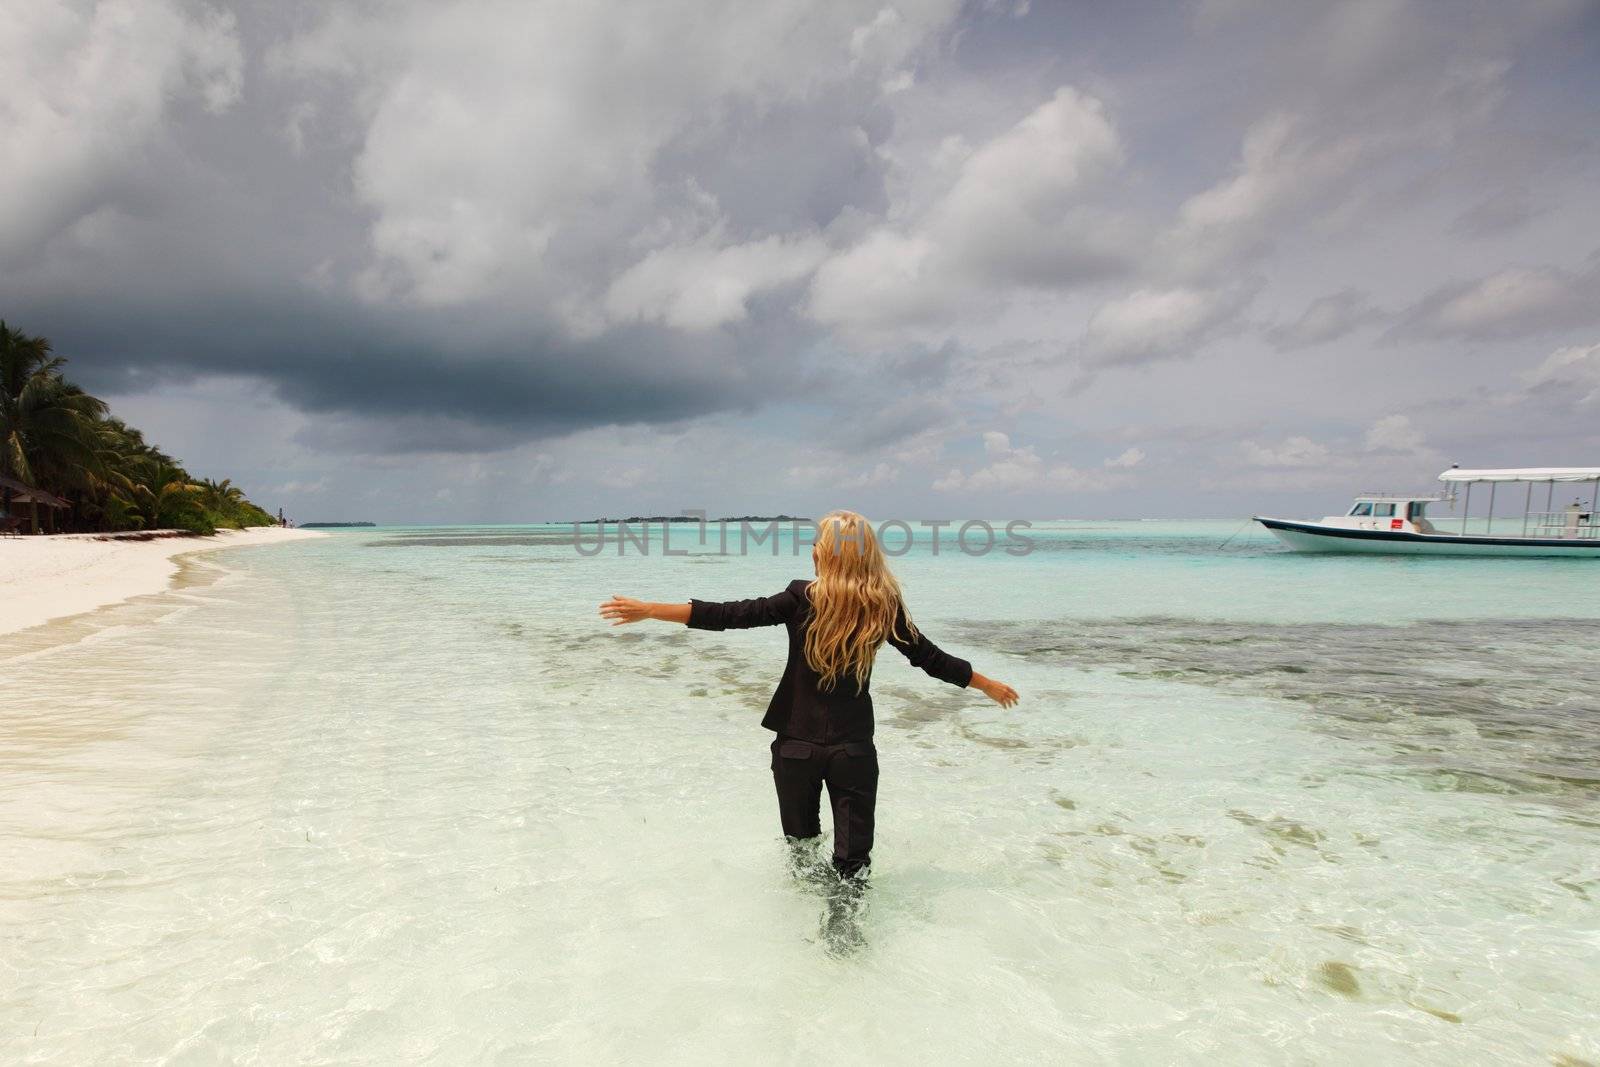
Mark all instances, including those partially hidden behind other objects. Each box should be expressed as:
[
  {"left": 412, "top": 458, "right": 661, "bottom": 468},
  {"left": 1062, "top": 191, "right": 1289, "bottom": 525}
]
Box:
[{"left": 0, "top": 474, "right": 69, "bottom": 534}]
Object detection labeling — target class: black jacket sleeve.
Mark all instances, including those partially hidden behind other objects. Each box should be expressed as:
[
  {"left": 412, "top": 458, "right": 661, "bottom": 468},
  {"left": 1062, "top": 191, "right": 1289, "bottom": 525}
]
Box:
[
  {"left": 687, "top": 583, "right": 804, "bottom": 631},
  {"left": 885, "top": 602, "right": 973, "bottom": 687}
]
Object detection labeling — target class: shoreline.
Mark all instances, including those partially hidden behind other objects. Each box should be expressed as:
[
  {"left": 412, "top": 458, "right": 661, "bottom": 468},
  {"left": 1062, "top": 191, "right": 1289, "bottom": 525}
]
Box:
[{"left": 0, "top": 527, "right": 327, "bottom": 637}]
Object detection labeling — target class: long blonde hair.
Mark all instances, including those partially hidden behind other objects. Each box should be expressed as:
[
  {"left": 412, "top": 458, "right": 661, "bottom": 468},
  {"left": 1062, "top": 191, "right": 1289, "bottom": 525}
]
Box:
[{"left": 803, "top": 510, "right": 918, "bottom": 693}]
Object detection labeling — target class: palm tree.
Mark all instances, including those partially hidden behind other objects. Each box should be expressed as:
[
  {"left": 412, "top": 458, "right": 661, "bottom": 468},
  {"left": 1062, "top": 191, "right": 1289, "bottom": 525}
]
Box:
[
  {"left": 0, "top": 321, "right": 106, "bottom": 529},
  {"left": 2, "top": 321, "right": 276, "bottom": 534},
  {"left": 198, "top": 477, "right": 244, "bottom": 512},
  {"left": 128, "top": 457, "right": 209, "bottom": 532},
  {"left": 76, "top": 418, "right": 148, "bottom": 531}
]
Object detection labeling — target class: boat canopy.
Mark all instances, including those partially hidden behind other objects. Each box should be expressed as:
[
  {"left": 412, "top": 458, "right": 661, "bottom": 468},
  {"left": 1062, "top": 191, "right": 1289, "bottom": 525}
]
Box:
[{"left": 1438, "top": 467, "right": 1600, "bottom": 484}]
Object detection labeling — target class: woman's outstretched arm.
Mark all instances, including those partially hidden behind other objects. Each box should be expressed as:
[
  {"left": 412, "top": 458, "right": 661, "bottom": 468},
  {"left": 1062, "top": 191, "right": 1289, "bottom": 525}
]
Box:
[
  {"left": 599, "top": 596, "right": 690, "bottom": 625},
  {"left": 885, "top": 602, "right": 1019, "bottom": 708},
  {"left": 600, "top": 585, "right": 803, "bottom": 629}
]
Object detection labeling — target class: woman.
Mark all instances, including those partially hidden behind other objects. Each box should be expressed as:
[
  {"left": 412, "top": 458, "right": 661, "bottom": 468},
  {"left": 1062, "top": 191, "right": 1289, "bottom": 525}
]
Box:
[{"left": 598, "top": 510, "right": 1019, "bottom": 887}]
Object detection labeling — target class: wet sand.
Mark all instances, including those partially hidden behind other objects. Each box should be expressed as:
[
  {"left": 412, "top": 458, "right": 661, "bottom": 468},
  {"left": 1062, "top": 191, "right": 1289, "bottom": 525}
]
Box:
[{"left": 0, "top": 527, "right": 326, "bottom": 636}]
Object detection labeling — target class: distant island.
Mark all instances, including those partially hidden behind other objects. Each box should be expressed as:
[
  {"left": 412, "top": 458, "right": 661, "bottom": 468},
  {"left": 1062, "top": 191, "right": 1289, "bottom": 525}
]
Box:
[
  {"left": 569, "top": 515, "right": 810, "bottom": 525},
  {"left": 300, "top": 521, "right": 376, "bottom": 528}
]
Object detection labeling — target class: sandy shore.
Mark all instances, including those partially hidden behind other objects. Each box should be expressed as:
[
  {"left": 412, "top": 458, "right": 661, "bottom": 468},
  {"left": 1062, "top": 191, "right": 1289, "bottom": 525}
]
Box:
[{"left": 0, "top": 527, "right": 327, "bottom": 637}]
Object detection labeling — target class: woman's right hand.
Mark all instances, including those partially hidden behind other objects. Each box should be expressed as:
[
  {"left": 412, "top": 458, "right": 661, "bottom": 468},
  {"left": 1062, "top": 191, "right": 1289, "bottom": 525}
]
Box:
[
  {"left": 971, "top": 672, "right": 1019, "bottom": 708},
  {"left": 599, "top": 595, "right": 652, "bottom": 625}
]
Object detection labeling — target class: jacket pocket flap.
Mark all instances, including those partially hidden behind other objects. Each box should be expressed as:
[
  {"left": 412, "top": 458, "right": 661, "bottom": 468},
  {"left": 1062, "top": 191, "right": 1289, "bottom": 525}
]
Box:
[
  {"left": 841, "top": 742, "right": 875, "bottom": 757},
  {"left": 778, "top": 740, "right": 814, "bottom": 759}
]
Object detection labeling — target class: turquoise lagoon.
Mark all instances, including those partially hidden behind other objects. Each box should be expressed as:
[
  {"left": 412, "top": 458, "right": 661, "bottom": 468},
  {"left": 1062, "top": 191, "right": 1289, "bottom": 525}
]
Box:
[{"left": 2, "top": 522, "right": 1597, "bottom": 1063}]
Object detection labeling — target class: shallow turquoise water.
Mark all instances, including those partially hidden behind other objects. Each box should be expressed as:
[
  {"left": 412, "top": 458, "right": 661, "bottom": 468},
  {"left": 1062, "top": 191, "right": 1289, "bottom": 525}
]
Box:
[{"left": 2, "top": 522, "right": 1597, "bottom": 1063}]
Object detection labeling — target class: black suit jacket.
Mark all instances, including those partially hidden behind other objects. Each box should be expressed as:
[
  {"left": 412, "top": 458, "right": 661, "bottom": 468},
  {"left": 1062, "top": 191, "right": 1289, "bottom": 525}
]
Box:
[{"left": 687, "top": 578, "right": 973, "bottom": 743}]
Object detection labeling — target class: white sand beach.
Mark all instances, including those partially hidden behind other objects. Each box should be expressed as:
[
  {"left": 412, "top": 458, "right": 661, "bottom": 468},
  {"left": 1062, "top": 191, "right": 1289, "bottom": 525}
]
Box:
[{"left": 0, "top": 527, "right": 326, "bottom": 636}]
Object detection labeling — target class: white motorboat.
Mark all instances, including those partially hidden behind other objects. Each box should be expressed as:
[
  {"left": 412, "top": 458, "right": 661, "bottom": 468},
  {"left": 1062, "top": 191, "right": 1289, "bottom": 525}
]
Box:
[{"left": 1255, "top": 467, "right": 1600, "bottom": 557}]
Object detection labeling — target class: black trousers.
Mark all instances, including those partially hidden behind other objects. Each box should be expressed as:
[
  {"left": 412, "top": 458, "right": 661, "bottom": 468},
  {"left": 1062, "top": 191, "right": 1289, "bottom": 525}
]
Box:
[{"left": 770, "top": 736, "right": 879, "bottom": 878}]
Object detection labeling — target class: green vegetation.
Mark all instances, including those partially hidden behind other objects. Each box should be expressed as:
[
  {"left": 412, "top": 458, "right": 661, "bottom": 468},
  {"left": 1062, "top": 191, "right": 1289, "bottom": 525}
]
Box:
[{"left": 1, "top": 320, "right": 277, "bottom": 535}]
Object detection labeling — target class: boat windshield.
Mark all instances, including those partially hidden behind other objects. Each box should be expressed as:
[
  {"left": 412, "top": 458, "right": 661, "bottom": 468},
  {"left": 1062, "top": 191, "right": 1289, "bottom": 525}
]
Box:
[{"left": 1349, "top": 502, "right": 1373, "bottom": 516}]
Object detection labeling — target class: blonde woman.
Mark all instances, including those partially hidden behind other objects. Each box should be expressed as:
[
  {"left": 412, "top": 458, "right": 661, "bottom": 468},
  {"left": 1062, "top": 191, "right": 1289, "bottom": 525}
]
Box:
[{"left": 598, "top": 511, "right": 1018, "bottom": 888}]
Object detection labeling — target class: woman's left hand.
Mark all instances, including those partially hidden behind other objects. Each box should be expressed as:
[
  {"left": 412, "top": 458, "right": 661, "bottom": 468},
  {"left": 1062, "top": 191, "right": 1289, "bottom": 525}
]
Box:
[
  {"left": 971, "top": 672, "right": 1020, "bottom": 708},
  {"left": 599, "top": 595, "right": 652, "bottom": 625}
]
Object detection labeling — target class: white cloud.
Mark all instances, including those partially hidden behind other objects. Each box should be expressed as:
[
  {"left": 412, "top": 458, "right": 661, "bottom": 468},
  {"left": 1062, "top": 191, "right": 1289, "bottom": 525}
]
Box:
[
  {"left": 806, "top": 230, "right": 947, "bottom": 335},
  {"left": 1267, "top": 289, "right": 1380, "bottom": 349},
  {"left": 0, "top": 0, "right": 243, "bottom": 255},
  {"left": 847, "top": 461, "right": 901, "bottom": 489},
  {"left": 1166, "top": 113, "right": 1372, "bottom": 268},
  {"left": 936, "top": 86, "right": 1122, "bottom": 256},
  {"left": 1103, "top": 446, "right": 1145, "bottom": 469},
  {"left": 1083, "top": 286, "right": 1247, "bottom": 365},
  {"left": 1179, "top": 114, "right": 1305, "bottom": 232},
  {"left": 282, "top": 101, "right": 318, "bottom": 156},
  {"left": 932, "top": 431, "right": 1123, "bottom": 492},
  {"left": 1240, "top": 436, "right": 1330, "bottom": 468},
  {"left": 1161, "top": 20, "right": 1517, "bottom": 276},
  {"left": 1525, "top": 342, "right": 1600, "bottom": 407},
  {"left": 598, "top": 467, "right": 647, "bottom": 490},
  {"left": 7, "top": 1, "right": 1599, "bottom": 522},
  {"left": 849, "top": 6, "right": 902, "bottom": 62},
  {"left": 271, "top": 477, "right": 331, "bottom": 495},
  {"left": 273, "top": 0, "right": 964, "bottom": 308},
  {"left": 522, "top": 453, "right": 558, "bottom": 482},
  {"left": 602, "top": 233, "right": 827, "bottom": 331},
  {"left": 1452, "top": 187, "right": 1540, "bottom": 238},
  {"left": 1435, "top": 268, "right": 1573, "bottom": 332},
  {"left": 809, "top": 86, "right": 1129, "bottom": 335},
  {"left": 787, "top": 460, "right": 901, "bottom": 490},
  {"left": 1396, "top": 264, "right": 1600, "bottom": 340},
  {"left": 881, "top": 69, "right": 915, "bottom": 94},
  {"left": 1363, "top": 414, "right": 1426, "bottom": 453}
]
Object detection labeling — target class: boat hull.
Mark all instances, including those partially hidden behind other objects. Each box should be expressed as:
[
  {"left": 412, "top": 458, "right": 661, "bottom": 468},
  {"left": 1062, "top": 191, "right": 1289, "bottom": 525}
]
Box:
[{"left": 1255, "top": 517, "right": 1600, "bottom": 557}]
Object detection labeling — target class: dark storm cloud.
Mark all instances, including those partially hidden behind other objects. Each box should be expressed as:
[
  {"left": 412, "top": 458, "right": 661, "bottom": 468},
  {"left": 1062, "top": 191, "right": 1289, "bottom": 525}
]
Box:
[
  {"left": 1, "top": 0, "right": 921, "bottom": 454},
  {"left": 5, "top": 0, "right": 1600, "bottom": 520},
  {"left": 16, "top": 285, "right": 800, "bottom": 453}
]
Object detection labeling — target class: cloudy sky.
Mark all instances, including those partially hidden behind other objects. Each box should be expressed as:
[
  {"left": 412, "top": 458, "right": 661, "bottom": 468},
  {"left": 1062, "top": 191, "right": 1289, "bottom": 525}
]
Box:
[{"left": 5, "top": 0, "right": 1599, "bottom": 522}]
